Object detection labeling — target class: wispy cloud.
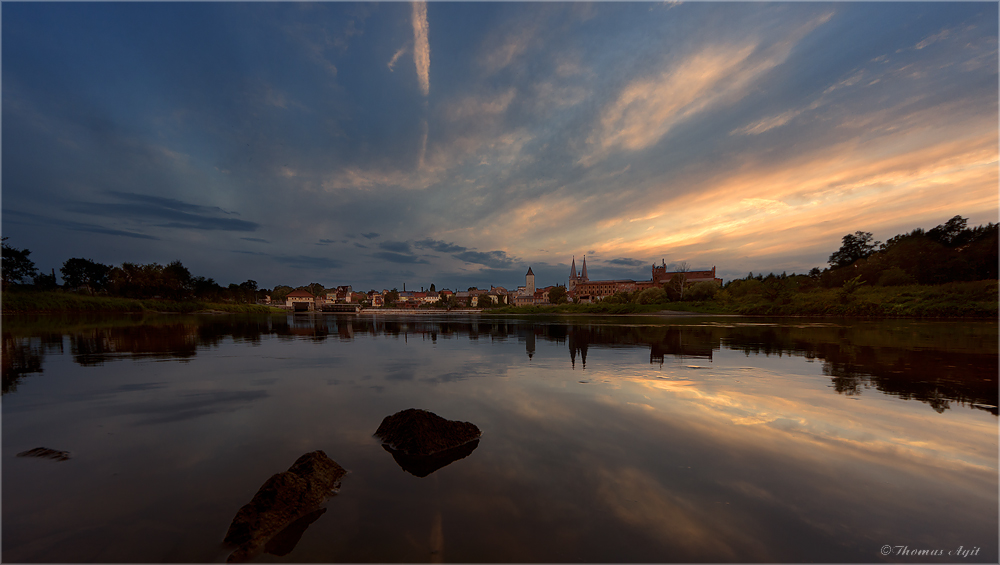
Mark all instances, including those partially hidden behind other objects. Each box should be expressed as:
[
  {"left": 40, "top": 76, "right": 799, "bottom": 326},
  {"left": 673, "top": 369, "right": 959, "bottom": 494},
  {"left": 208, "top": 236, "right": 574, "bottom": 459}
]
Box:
[
  {"left": 413, "top": 239, "right": 465, "bottom": 254},
  {"left": 71, "top": 192, "right": 260, "bottom": 232},
  {"left": 446, "top": 88, "right": 517, "bottom": 121},
  {"left": 480, "top": 24, "right": 536, "bottom": 74},
  {"left": 372, "top": 251, "right": 429, "bottom": 264},
  {"left": 5, "top": 209, "right": 160, "bottom": 240},
  {"left": 388, "top": 45, "right": 407, "bottom": 71},
  {"left": 915, "top": 28, "right": 952, "bottom": 50},
  {"left": 731, "top": 110, "right": 802, "bottom": 136},
  {"left": 273, "top": 255, "right": 345, "bottom": 269},
  {"left": 580, "top": 12, "right": 833, "bottom": 167},
  {"left": 241, "top": 237, "right": 270, "bottom": 244},
  {"left": 607, "top": 257, "right": 647, "bottom": 267},
  {"left": 413, "top": 238, "right": 517, "bottom": 268},
  {"left": 378, "top": 241, "right": 412, "bottom": 253},
  {"left": 411, "top": 2, "right": 430, "bottom": 96}
]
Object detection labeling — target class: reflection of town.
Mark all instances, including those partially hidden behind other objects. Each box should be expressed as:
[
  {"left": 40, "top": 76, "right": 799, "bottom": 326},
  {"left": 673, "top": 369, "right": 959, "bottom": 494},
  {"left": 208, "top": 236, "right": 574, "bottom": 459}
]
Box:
[{"left": 3, "top": 316, "right": 996, "bottom": 415}]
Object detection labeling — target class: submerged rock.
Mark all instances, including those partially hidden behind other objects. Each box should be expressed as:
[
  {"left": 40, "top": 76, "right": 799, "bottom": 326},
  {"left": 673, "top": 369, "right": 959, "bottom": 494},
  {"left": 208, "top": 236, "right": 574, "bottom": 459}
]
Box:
[
  {"left": 224, "top": 450, "right": 345, "bottom": 562},
  {"left": 16, "top": 447, "right": 70, "bottom": 461},
  {"left": 374, "top": 408, "right": 482, "bottom": 456}
]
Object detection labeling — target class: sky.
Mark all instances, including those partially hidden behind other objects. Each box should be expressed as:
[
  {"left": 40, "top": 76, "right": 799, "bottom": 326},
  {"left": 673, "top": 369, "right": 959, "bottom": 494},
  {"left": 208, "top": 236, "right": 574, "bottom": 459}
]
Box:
[{"left": 3, "top": 2, "right": 997, "bottom": 292}]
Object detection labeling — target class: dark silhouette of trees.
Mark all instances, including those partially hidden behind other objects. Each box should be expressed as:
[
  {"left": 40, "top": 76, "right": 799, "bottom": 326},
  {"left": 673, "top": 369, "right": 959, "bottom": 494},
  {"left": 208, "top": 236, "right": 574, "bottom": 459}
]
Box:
[
  {"left": 61, "top": 258, "right": 111, "bottom": 292},
  {"left": 818, "top": 217, "right": 997, "bottom": 288},
  {"left": 33, "top": 270, "right": 59, "bottom": 291},
  {"left": 306, "top": 283, "right": 326, "bottom": 297},
  {"left": 548, "top": 286, "right": 568, "bottom": 304},
  {"left": 1, "top": 238, "right": 38, "bottom": 288},
  {"left": 829, "top": 231, "right": 881, "bottom": 269}
]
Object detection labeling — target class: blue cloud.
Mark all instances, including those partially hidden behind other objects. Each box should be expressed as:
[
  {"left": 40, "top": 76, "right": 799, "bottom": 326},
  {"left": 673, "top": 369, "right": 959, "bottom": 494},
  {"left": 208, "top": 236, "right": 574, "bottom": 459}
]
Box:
[
  {"left": 607, "top": 258, "right": 647, "bottom": 267},
  {"left": 70, "top": 192, "right": 260, "bottom": 232},
  {"left": 4, "top": 209, "right": 160, "bottom": 240},
  {"left": 414, "top": 239, "right": 467, "bottom": 254},
  {"left": 273, "top": 255, "right": 345, "bottom": 269},
  {"left": 378, "top": 241, "right": 412, "bottom": 253},
  {"left": 372, "top": 251, "right": 429, "bottom": 264}
]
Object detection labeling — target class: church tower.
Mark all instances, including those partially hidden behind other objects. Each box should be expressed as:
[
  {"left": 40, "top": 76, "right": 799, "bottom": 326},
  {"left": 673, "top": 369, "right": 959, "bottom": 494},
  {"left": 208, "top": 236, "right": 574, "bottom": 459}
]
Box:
[
  {"left": 569, "top": 256, "right": 578, "bottom": 292},
  {"left": 580, "top": 256, "right": 589, "bottom": 282},
  {"left": 526, "top": 267, "right": 535, "bottom": 295}
]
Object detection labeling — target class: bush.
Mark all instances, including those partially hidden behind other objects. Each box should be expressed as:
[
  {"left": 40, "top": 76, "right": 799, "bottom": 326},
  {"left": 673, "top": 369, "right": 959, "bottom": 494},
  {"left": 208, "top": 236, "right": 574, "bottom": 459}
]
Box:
[
  {"left": 727, "top": 278, "right": 762, "bottom": 298},
  {"left": 636, "top": 287, "right": 667, "bottom": 304},
  {"left": 878, "top": 267, "right": 917, "bottom": 287},
  {"left": 686, "top": 281, "right": 719, "bottom": 301}
]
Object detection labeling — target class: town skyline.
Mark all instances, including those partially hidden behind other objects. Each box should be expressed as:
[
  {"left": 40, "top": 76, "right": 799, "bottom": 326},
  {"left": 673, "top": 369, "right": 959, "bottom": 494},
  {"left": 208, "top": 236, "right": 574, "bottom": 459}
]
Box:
[{"left": 3, "top": 3, "right": 997, "bottom": 291}]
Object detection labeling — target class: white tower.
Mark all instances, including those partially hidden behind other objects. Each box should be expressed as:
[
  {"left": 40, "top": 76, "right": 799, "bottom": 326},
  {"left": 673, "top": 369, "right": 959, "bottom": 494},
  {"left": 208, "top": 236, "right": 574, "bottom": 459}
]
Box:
[{"left": 526, "top": 267, "right": 535, "bottom": 295}]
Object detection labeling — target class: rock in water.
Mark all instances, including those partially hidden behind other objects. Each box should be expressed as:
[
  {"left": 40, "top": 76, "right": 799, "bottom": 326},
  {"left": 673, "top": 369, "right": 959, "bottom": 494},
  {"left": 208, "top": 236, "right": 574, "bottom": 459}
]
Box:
[
  {"left": 224, "top": 450, "right": 345, "bottom": 562},
  {"left": 16, "top": 447, "right": 70, "bottom": 461},
  {"left": 374, "top": 409, "right": 482, "bottom": 456}
]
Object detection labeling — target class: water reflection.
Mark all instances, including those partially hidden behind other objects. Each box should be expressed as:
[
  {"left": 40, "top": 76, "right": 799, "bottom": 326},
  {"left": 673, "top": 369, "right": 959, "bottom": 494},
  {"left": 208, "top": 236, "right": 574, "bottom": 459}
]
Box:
[
  {"left": 2, "top": 314, "right": 996, "bottom": 415},
  {"left": 2, "top": 313, "right": 995, "bottom": 563},
  {"left": 382, "top": 440, "right": 481, "bottom": 478}
]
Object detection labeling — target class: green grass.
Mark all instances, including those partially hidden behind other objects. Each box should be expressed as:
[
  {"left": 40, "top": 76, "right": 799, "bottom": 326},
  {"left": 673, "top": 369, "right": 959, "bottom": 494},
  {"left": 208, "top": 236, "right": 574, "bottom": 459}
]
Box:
[{"left": 1, "top": 290, "right": 282, "bottom": 314}]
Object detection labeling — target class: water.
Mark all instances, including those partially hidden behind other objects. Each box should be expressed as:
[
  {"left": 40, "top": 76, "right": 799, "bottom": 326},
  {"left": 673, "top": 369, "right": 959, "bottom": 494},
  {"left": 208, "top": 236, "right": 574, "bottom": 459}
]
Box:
[{"left": 2, "top": 313, "right": 997, "bottom": 563}]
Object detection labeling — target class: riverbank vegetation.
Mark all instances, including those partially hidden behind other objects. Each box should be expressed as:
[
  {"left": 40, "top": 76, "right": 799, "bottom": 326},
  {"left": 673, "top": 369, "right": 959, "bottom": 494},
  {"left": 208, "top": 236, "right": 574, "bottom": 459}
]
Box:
[
  {"left": 2, "top": 237, "right": 278, "bottom": 313},
  {"left": 495, "top": 216, "right": 998, "bottom": 318},
  {"left": 1, "top": 291, "right": 281, "bottom": 314},
  {"left": 3, "top": 215, "right": 996, "bottom": 317}
]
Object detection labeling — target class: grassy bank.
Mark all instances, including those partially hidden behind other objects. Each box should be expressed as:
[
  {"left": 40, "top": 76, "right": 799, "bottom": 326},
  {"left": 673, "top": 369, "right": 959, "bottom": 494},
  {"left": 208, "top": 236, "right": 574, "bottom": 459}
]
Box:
[
  {"left": 490, "top": 280, "right": 998, "bottom": 318},
  {"left": 1, "top": 290, "right": 283, "bottom": 314}
]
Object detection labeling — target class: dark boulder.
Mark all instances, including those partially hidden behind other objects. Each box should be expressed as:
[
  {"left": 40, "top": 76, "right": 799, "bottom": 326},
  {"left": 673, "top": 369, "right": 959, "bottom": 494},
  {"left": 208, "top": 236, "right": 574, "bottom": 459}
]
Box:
[
  {"left": 16, "top": 447, "right": 70, "bottom": 461},
  {"left": 374, "top": 408, "right": 482, "bottom": 456},
  {"left": 224, "top": 450, "right": 345, "bottom": 562}
]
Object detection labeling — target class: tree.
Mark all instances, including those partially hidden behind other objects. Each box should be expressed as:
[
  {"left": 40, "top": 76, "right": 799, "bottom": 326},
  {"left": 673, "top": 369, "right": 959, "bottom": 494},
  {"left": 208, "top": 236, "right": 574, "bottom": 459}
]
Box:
[
  {"left": 271, "top": 285, "right": 294, "bottom": 303},
  {"left": 33, "top": 269, "right": 59, "bottom": 291},
  {"left": 61, "top": 258, "right": 112, "bottom": 292},
  {"left": 671, "top": 262, "right": 690, "bottom": 300},
  {"left": 1, "top": 238, "right": 38, "bottom": 288},
  {"left": 429, "top": 283, "right": 436, "bottom": 292},
  {"left": 829, "top": 231, "right": 881, "bottom": 269},
  {"left": 665, "top": 273, "right": 687, "bottom": 301},
  {"left": 926, "top": 215, "right": 969, "bottom": 247},
  {"left": 686, "top": 281, "right": 719, "bottom": 301},
  {"left": 162, "top": 260, "right": 193, "bottom": 300},
  {"left": 637, "top": 287, "right": 667, "bottom": 304},
  {"left": 548, "top": 286, "right": 568, "bottom": 304},
  {"left": 384, "top": 288, "right": 400, "bottom": 306},
  {"left": 307, "top": 282, "right": 326, "bottom": 297}
]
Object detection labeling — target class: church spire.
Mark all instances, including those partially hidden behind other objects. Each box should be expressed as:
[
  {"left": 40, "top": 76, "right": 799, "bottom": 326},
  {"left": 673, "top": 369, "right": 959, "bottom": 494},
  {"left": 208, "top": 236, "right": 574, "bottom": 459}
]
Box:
[
  {"left": 581, "top": 255, "right": 589, "bottom": 281},
  {"left": 569, "top": 256, "right": 577, "bottom": 279}
]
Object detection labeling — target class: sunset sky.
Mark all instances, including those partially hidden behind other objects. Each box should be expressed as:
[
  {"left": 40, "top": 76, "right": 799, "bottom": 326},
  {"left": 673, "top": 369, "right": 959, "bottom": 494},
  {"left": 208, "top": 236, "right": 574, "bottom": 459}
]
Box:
[{"left": 3, "top": 2, "right": 997, "bottom": 291}]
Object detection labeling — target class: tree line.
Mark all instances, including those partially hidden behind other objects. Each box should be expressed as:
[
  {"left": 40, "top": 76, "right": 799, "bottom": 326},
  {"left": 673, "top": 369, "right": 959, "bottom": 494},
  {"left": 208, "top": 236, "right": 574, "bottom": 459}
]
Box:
[
  {"left": 3, "top": 215, "right": 994, "bottom": 308},
  {"left": 1, "top": 240, "right": 265, "bottom": 304}
]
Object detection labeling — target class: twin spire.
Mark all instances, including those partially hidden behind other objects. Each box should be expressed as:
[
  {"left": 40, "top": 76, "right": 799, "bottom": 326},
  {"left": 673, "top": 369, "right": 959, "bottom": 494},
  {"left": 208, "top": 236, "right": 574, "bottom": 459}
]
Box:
[{"left": 569, "top": 255, "right": 588, "bottom": 282}]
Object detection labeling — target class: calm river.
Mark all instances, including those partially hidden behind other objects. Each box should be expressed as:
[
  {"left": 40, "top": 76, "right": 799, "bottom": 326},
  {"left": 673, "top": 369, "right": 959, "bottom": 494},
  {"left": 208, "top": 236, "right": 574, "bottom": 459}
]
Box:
[{"left": 2, "top": 313, "right": 997, "bottom": 563}]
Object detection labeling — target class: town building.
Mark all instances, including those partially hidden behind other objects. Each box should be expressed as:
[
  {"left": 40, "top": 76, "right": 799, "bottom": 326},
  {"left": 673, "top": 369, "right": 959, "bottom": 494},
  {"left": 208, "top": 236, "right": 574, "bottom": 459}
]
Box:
[
  {"left": 570, "top": 257, "right": 722, "bottom": 302},
  {"left": 285, "top": 289, "right": 317, "bottom": 312},
  {"left": 568, "top": 256, "right": 589, "bottom": 292},
  {"left": 651, "top": 261, "right": 722, "bottom": 286}
]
